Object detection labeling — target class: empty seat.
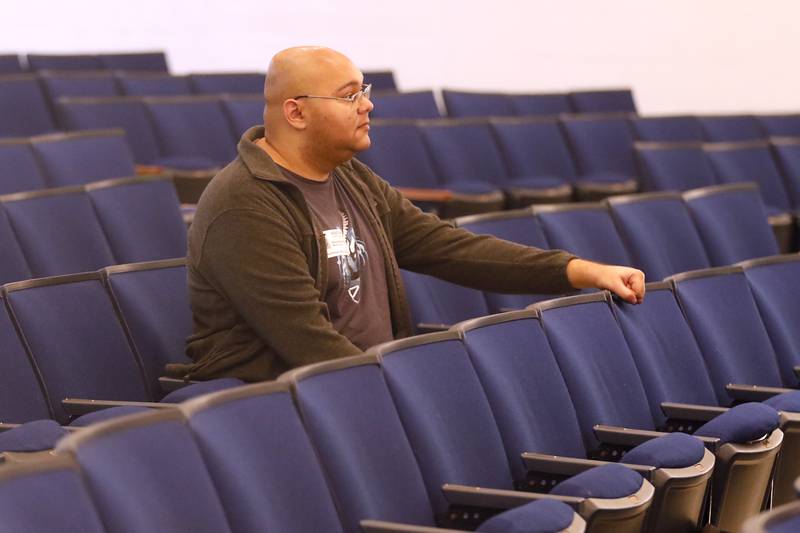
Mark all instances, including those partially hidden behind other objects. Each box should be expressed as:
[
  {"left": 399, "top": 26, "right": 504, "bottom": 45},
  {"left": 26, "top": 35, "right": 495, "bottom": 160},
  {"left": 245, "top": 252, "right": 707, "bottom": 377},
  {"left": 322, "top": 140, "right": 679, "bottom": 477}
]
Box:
[
  {"left": 634, "top": 141, "right": 717, "bottom": 192},
  {"left": 742, "top": 500, "right": 800, "bottom": 532},
  {"left": 87, "top": 176, "right": 186, "bottom": 263},
  {"left": 369, "top": 90, "right": 441, "bottom": 119},
  {"left": 508, "top": 92, "right": 573, "bottom": 116},
  {"left": 442, "top": 90, "right": 515, "bottom": 118},
  {"left": 39, "top": 71, "right": 121, "bottom": 106},
  {"left": 0, "top": 203, "right": 32, "bottom": 283},
  {"left": 401, "top": 269, "right": 490, "bottom": 331},
  {"left": 116, "top": 73, "right": 192, "bottom": 96},
  {"left": 0, "top": 75, "right": 57, "bottom": 137},
  {"left": 568, "top": 89, "right": 637, "bottom": 113},
  {"left": 758, "top": 113, "right": 800, "bottom": 137},
  {"left": 220, "top": 94, "right": 263, "bottom": 137},
  {"left": 607, "top": 192, "right": 710, "bottom": 279},
  {"left": 630, "top": 115, "right": 704, "bottom": 142},
  {"left": 362, "top": 70, "right": 397, "bottom": 91},
  {"left": 699, "top": 115, "right": 765, "bottom": 142},
  {"left": 0, "top": 54, "right": 23, "bottom": 74},
  {"left": 97, "top": 51, "right": 168, "bottom": 72},
  {"left": 27, "top": 53, "right": 102, "bottom": 71},
  {"left": 188, "top": 72, "right": 263, "bottom": 94},
  {"left": 683, "top": 183, "right": 779, "bottom": 264},
  {"left": 769, "top": 137, "right": 800, "bottom": 209},
  {"left": 534, "top": 202, "right": 632, "bottom": 265},
  {"left": 31, "top": 130, "right": 137, "bottom": 187},
  {"left": 559, "top": 114, "right": 639, "bottom": 199},
  {"left": 0, "top": 138, "right": 48, "bottom": 193}
]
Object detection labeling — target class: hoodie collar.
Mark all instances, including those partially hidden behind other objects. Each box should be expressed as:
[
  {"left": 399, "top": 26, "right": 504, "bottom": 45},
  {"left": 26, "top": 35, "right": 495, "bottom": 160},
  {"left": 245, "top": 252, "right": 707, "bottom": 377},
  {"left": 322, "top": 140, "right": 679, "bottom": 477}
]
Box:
[{"left": 237, "top": 126, "right": 291, "bottom": 183}]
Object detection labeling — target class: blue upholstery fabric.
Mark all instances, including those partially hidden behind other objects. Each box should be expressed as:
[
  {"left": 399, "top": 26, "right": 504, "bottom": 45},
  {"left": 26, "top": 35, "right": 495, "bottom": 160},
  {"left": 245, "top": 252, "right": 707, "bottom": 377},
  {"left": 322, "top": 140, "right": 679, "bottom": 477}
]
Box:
[
  {"left": 117, "top": 74, "right": 193, "bottom": 96},
  {"left": 770, "top": 141, "right": 800, "bottom": 208},
  {"left": 623, "top": 432, "right": 705, "bottom": 468},
  {"left": 3, "top": 189, "right": 116, "bottom": 277},
  {"left": 401, "top": 270, "right": 489, "bottom": 330},
  {"left": 765, "top": 511, "right": 800, "bottom": 533},
  {"left": 72, "top": 415, "right": 233, "bottom": 533},
  {"left": 363, "top": 70, "right": 397, "bottom": 91},
  {"left": 98, "top": 52, "right": 168, "bottom": 72},
  {"left": 759, "top": 114, "right": 800, "bottom": 137},
  {"left": 370, "top": 90, "right": 441, "bottom": 119},
  {"left": 0, "top": 140, "right": 48, "bottom": 193},
  {"left": 461, "top": 316, "right": 589, "bottom": 483},
  {"left": 0, "top": 420, "right": 66, "bottom": 452},
  {"left": 477, "top": 499, "right": 577, "bottom": 533},
  {"left": 671, "top": 270, "right": 785, "bottom": 404},
  {"left": 69, "top": 405, "right": 152, "bottom": 427},
  {"left": 699, "top": 115, "right": 765, "bottom": 142},
  {"left": 5, "top": 277, "right": 152, "bottom": 423},
  {"left": 442, "top": 91, "right": 515, "bottom": 118},
  {"left": 763, "top": 391, "right": 800, "bottom": 413},
  {"left": 293, "top": 363, "right": 436, "bottom": 529},
  {"left": 550, "top": 463, "right": 643, "bottom": 499},
  {"left": 188, "top": 73, "right": 263, "bottom": 95},
  {"left": 187, "top": 389, "right": 345, "bottom": 533},
  {"left": 154, "top": 154, "right": 219, "bottom": 170},
  {"left": 706, "top": 143, "right": 792, "bottom": 211},
  {"left": 0, "top": 205, "right": 32, "bottom": 283},
  {"left": 40, "top": 73, "right": 120, "bottom": 103},
  {"left": 635, "top": 143, "right": 717, "bottom": 192},
  {"left": 684, "top": 185, "right": 779, "bottom": 264},
  {"left": 569, "top": 90, "right": 637, "bottom": 113},
  {"left": 0, "top": 459, "right": 107, "bottom": 533},
  {"left": 743, "top": 257, "right": 800, "bottom": 386},
  {"left": 560, "top": 115, "right": 639, "bottom": 181},
  {"left": 220, "top": 95, "right": 263, "bottom": 136},
  {"left": 508, "top": 93, "right": 572, "bottom": 116},
  {"left": 27, "top": 54, "right": 101, "bottom": 71},
  {"left": 491, "top": 119, "right": 577, "bottom": 184},
  {"left": 381, "top": 338, "right": 516, "bottom": 514},
  {"left": 88, "top": 177, "right": 186, "bottom": 263},
  {"left": 0, "top": 76, "right": 57, "bottom": 137},
  {"left": 161, "top": 378, "right": 243, "bottom": 403},
  {"left": 537, "top": 205, "right": 632, "bottom": 265},
  {"left": 32, "top": 132, "right": 137, "bottom": 187},
  {"left": 694, "top": 402, "right": 779, "bottom": 445},
  {"left": 357, "top": 123, "right": 443, "bottom": 189},
  {"left": 0, "top": 54, "right": 23, "bottom": 74},
  {"left": 608, "top": 195, "right": 710, "bottom": 280},
  {"left": 630, "top": 115, "right": 704, "bottom": 142}
]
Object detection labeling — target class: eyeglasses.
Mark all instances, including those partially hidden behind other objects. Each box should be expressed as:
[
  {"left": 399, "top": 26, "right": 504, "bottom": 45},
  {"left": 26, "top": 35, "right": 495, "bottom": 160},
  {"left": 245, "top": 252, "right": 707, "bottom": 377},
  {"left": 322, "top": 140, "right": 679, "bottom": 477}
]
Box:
[{"left": 294, "top": 83, "right": 372, "bottom": 105}]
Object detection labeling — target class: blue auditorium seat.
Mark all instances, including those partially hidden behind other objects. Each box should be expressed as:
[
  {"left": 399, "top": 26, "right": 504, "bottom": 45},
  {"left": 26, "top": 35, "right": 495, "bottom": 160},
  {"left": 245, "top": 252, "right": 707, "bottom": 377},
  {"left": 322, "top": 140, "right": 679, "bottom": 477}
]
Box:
[
  {"left": 369, "top": 90, "right": 441, "bottom": 119},
  {"left": 634, "top": 141, "right": 718, "bottom": 191},
  {"left": 39, "top": 71, "right": 121, "bottom": 107},
  {"left": 741, "top": 500, "right": 800, "bottom": 533},
  {"left": 758, "top": 114, "right": 800, "bottom": 137},
  {"left": 442, "top": 90, "right": 515, "bottom": 117},
  {"left": 97, "top": 51, "right": 168, "bottom": 72},
  {"left": 31, "top": 130, "right": 137, "bottom": 187},
  {"left": 769, "top": 137, "right": 800, "bottom": 208},
  {"left": 0, "top": 203, "right": 32, "bottom": 283},
  {"left": 220, "top": 94, "right": 263, "bottom": 136},
  {"left": 188, "top": 72, "right": 263, "bottom": 94},
  {"left": 568, "top": 89, "right": 637, "bottom": 113},
  {"left": 683, "top": 183, "right": 779, "bottom": 264},
  {"left": 0, "top": 54, "right": 23, "bottom": 74},
  {"left": 534, "top": 202, "right": 632, "bottom": 265},
  {"left": 607, "top": 192, "right": 711, "bottom": 280},
  {"left": 699, "top": 115, "right": 765, "bottom": 142},
  {"left": 508, "top": 92, "right": 573, "bottom": 116},
  {"left": 401, "top": 269, "right": 490, "bottom": 331},
  {"left": 630, "top": 115, "right": 704, "bottom": 142},
  {"left": 0, "top": 75, "right": 57, "bottom": 137},
  {"left": 0, "top": 138, "right": 48, "bottom": 193},
  {"left": 362, "top": 70, "right": 397, "bottom": 91},
  {"left": 116, "top": 73, "right": 192, "bottom": 96},
  {"left": 87, "top": 176, "right": 186, "bottom": 263},
  {"left": 27, "top": 53, "right": 101, "bottom": 71}
]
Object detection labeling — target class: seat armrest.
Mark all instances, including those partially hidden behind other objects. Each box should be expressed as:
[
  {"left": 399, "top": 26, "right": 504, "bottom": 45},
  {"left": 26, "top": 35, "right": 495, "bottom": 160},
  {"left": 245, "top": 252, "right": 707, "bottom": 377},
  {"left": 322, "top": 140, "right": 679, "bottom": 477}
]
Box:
[
  {"left": 159, "top": 376, "right": 199, "bottom": 393},
  {"left": 660, "top": 402, "right": 729, "bottom": 422},
  {"left": 794, "top": 365, "right": 800, "bottom": 383},
  {"left": 521, "top": 452, "right": 654, "bottom": 478},
  {"left": 135, "top": 164, "right": 165, "bottom": 175},
  {"left": 396, "top": 187, "right": 454, "bottom": 203},
  {"left": 416, "top": 322, "right": 450, "bottom": 334},
  {"left": 726, "top": 383, "right": 796, "bottom": 402},
  {"left": 593, "top": 424, "right": 719, "bottom": 451},
  {"left": 441, "top": 483, "right": 581, "bottom": 510},
  {"left": 62, "top": 398, "right": 174, "bottom": 417},
  {"left": 360, "top": 520, "right": 465, "bottom": 533}
]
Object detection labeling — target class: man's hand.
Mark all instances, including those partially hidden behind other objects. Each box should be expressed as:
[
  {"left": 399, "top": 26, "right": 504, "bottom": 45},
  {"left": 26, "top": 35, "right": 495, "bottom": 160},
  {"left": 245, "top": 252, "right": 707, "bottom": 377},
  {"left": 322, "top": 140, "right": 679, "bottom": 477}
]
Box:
[{"left": 566, "top": 259, "right": 645, "bottom": 304}]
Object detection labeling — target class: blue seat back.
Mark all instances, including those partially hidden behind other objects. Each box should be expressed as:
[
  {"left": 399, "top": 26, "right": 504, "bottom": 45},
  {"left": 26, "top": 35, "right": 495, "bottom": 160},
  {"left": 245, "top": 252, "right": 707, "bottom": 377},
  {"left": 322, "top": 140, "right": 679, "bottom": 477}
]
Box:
[
  {"left": 607, "top": 193, "right": 710, "bottom": 279},
  {"left": 363, "top": 70, "right": 397, "bottom": 91},
  {"left": 184, "top": 382, "right": 345, "bottom": 533},
  {"left": 401, "top": 269, "right": 490, "bottom": 329},
  {"left": 87, "top": 176, "right": 186, "bottom": 263},
  {"left": 491, "top": 118, "right": 577, "bottom": 182},
  {"left": 740, "top": 256, "right": 800, "bottom": 387},
  {"left": 442, "top": 91, "right": 515, "bottom": 118},
  {"left": 104, "top": 259, "right": 192, "bottom": 389},
  {"left": 188, "top": 73, "right": 263, "bottom": 95},
  {"left": 705, "top": 141, "right": 792, "bottom": 211},
  {"left": 569, "top": 89, "right": 637, "bottom": 113},
  {"left": 220, "top": 95, "right": 263, "bottom": 137},
  {"left": 3, "top": 187, "right": 116, "bottom": 277},
  {"left": 4, "top": 274, "right": 152, "bottom": 423},
  {"left": 27, "top": 54, "right": 101, "bottom": 71},
  {"left": 369, "top": 90, "right": 440, "bottom": 119},
  {"left": 32, "top": 131, "right": 137, "bottom": 187},
  {"left": 768, "top": 139, "right": 800, "bottom": 208},
  {"left": 634, "top": 142, "right": 717, "bottom": 191},
  {"left": 358, "top": 122, "right": 441, "bottom": 189},
  {"left": 290, "top": 358, "right": 436, "bottom": 529},
  {"left": 560, "top": 114, "right": 638, "bottom": 178},
  {"left": 98, "top": 52, "right": 168, "bottom": 72},
  {"left": 117, "top": 73, "right": 192, "bottom": 96},
  {"left": 630, "top": 116, "right": 704, "bottom": 142},
  {"left": 669, "top": 268, "right": 784, "bottom": 404},
  {"left": 0, "top": 138, "right": 48, "bottom": 193},
  {"left": 0, "top": 203, "right": 31, "bottom": 283},
  {"left": 40, "top": 72, "right": 121, "bottom": 104},
  {"left": 458, "top": 312, "right": 588, "bottom": 482},
  {"left": 60, "top": 410, "right": 233, "bottom": 533},
  {"left": 537, "top": 294, "right": 656, "bottom": 448},
  {"left": 612, "top": 284, "right": 719, "bottom": 425},
  {"left": 699, "top": 115, "right": 765, "bottom": 142},
  {"left": 758, "top": 114, "right": 800, "bottom": 137},
  {"left": 508, "top": 93, "right": 573, "bottom": 116},
  {"left": 0, "top": 55, "right": 23, "bottom": 74},
  {"left": 0, "top": 456, "right": 107, "bottom": 533},
  {"left": 535, "top": 203, "right": 632, "bottom": 265},
  {"left": 0, "top": 75, "right": 57, "bottom": 137}
]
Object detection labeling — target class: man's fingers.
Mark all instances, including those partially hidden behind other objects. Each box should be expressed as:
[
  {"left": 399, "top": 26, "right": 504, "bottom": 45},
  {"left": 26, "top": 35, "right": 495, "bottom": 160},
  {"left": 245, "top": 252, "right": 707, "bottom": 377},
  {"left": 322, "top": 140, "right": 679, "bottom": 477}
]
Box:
[
  {"left": 627, "top": 270, "right": 646, "bottom": 303},
  {"left": 610, "top": 277, "right": 638, "bottom": 304}
]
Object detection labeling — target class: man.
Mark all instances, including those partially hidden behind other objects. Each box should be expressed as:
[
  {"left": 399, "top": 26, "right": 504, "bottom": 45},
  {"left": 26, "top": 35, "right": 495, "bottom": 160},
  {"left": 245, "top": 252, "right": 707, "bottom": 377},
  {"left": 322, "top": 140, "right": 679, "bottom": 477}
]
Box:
[{"left": 169, "top": 46, "right": 644, "bottom": 382}]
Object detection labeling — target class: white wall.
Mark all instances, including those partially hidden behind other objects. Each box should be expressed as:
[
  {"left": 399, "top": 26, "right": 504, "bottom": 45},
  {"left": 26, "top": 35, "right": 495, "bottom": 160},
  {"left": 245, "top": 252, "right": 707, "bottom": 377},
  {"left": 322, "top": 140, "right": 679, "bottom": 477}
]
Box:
[{"left": 2, "top": 0, "right": 798, "bottom": 114}]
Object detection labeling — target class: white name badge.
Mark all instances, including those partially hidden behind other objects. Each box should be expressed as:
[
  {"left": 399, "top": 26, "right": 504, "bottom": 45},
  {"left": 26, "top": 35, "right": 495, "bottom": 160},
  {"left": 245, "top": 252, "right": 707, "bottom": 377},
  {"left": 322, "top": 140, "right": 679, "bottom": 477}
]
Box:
[{"left": 323, "top": 228, "right": 350, "bottom": 258}]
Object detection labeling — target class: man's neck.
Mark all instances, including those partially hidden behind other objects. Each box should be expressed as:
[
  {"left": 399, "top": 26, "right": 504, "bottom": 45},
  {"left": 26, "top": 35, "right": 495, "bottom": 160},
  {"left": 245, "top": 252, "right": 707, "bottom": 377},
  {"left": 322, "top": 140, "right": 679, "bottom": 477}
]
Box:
[{"left": 256, "top": 137, "right": 333, "bottom": 182}]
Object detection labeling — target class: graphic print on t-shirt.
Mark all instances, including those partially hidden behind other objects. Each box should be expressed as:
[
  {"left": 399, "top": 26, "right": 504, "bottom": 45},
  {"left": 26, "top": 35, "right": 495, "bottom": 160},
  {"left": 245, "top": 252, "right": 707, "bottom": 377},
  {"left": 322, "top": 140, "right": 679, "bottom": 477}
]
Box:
[{"left": 322, "top": 210, "right": 368, "bottom": 303}]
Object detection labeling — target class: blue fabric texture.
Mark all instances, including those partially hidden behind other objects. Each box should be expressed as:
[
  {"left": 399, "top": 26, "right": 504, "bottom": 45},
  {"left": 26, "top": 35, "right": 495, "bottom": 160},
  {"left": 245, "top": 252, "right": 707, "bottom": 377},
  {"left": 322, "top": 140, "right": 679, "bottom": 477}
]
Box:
[
  {"left": 70, "top": 406, "right": 152, "bottom": 427},
  {"left": 623, "top": 432, "right": 705, "bottom": 468},
  {"left": 477, "top": 499, "right": 576, "bottom": 533},
  {"left": 162, "top": 378, "right": 243, "bottom": 403},
  {"left": 550, "top": 463, "right": 643, "bottom": 499},
  {"left": 694, "top": 402, "right": 780, "bottom": 445},
  {"left": 763, "top": 391, "right": 800, "bottom": 412},
  {"left": 0, "top": 419, "right": 67, "bottom": 452}
]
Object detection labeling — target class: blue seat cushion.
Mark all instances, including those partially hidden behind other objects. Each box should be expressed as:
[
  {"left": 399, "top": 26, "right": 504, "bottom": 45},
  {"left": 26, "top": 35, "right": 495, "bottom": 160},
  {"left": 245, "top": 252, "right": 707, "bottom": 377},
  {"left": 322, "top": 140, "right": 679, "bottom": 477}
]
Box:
[
  {"left": 69, "top": 406, "right": 153, "bottom": 427},
  {"left": 763, "top": 390, "right": 800, "bottom": 412},
  {"left": 448, "top": 180, "right": 502, "bottom": 195},
  {"left": 155, "top": 155, "right": 220, "bottom": 170},
  {"left": 623, "top": 432, "right": 706, "bottom": 469},
  {"left": 767, "top": 513, "right": 800, "bottom": 533},
  {"left": 576, "top": 171, "right": 636, "bottom": 185},
  {"left": 0, "top": 419, "right": 67, "bottom": 452},
  {"left": 508, "top": 175, "right": 568, "bottom": 190},
  {"left": 549, "top": 463, "right": 643, "bottom": 499},
  {"left": 161, "top": 377, "right": 243, "bottom": 403},
  {"left": 477, "top": 499, "right": 576, "bottom": 533},
  {"left": 694, "top": 402, "right": 780, "bottom": 445}
]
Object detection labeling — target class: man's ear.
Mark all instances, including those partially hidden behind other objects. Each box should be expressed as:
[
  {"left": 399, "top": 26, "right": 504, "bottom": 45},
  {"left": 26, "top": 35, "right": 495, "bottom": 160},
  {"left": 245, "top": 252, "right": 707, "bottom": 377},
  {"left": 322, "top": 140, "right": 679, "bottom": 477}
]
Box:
[{"left": 283, "top": 99, "right": 308, "bottom": 131}]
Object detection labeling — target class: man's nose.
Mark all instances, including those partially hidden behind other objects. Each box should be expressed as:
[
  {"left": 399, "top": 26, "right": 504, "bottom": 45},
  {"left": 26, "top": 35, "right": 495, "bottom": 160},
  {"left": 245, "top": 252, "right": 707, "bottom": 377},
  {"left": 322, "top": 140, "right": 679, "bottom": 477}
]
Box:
[{"left": 359, "top": 96, "right": 374, "bottom": 113}]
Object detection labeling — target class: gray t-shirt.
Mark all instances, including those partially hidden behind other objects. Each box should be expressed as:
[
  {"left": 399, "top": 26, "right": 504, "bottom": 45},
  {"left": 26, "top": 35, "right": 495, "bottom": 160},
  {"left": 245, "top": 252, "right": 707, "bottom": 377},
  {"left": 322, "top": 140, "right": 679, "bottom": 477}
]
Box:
[{"left": 280, "top": 166, "right": 394, "bottom": 350}]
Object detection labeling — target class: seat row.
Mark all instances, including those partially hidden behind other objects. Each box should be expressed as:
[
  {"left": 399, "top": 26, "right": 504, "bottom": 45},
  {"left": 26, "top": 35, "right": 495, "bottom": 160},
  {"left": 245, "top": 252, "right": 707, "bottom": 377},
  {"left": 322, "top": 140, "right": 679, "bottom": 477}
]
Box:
[{"left": 0, "top": 51, "right": 169, "bottom": 73}]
